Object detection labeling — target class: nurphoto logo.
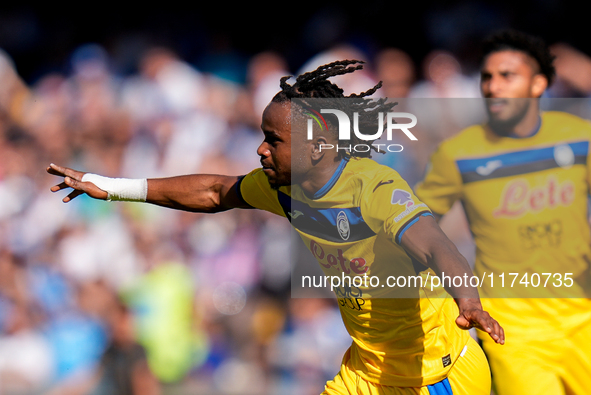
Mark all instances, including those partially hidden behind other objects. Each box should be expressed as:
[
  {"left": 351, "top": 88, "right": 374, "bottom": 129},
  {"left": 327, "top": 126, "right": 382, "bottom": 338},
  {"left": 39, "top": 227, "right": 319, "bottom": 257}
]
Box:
[{"left": 304, "top": 107, "right": 418, "bottom": 153}]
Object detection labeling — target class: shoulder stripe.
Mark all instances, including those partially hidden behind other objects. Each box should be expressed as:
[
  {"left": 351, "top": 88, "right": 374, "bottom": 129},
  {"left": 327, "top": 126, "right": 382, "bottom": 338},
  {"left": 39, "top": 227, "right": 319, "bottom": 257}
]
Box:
[
  {"left": 456, "top": 141, "right": 588, "bottom": 184},
  {"left": 395, "top": 211, "right": 433, "bottom": 244}
]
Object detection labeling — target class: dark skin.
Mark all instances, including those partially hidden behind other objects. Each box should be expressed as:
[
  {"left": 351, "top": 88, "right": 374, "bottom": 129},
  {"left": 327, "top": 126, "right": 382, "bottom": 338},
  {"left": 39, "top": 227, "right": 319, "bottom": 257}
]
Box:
[
  {"left": 430, "top": 50, "right": 549, "bottom": 336},
  {"left": 432, "top": 51, "right": 550, "bottom": 219},
  {"left": 480, "top": 50, "right": 548, "bottom": 137},
  {"left": 48, "top": 100, "right": 504, "bottom": 345}
]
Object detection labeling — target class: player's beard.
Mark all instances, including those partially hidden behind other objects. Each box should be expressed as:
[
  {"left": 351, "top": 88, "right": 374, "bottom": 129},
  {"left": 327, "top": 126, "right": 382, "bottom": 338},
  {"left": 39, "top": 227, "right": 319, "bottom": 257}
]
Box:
[
  {"left": 266, "top": 169, "right": 291, "bottom": 190},
  {"left": 486, "top": 98, "right": 531, "bottom": 137}
]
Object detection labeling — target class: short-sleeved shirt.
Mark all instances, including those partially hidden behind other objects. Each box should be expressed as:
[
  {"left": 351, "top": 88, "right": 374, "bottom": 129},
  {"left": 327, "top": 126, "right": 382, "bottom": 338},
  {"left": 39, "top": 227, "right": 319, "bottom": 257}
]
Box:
[
  {"left": 415, "top": 111, "right": 591, "bottom": 333},
  {"left": 239, "top": 156, "right": 470, "bottom": 387}
]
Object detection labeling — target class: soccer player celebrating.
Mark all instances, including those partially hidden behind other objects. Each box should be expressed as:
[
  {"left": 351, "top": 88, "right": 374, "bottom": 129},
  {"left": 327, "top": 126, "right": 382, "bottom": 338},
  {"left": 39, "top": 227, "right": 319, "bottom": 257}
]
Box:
[
  {"left": 48, "top": 60, "right": 503, "bottom": 394},
  {"left": 415, "top": 31, "right": 591, "bottom": 394}
]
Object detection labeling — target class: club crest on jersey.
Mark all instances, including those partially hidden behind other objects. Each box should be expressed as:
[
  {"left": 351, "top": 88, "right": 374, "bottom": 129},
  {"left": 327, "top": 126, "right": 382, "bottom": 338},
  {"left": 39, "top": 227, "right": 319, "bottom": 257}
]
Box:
[
  {"left": 391, "top": 189, "right": 414, "bottom": 207},
  {"left": 336, "top": 210, "right": 350, "bottom": 240},
  {"left": 553, "top": 144, "right": 575, "bottom": 168}
]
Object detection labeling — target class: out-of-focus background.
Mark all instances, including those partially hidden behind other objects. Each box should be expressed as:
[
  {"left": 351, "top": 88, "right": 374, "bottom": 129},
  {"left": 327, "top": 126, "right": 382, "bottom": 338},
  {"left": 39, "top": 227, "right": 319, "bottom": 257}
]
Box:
[{"left": 1, "top": 2, "right": 590, "bottom": 394}]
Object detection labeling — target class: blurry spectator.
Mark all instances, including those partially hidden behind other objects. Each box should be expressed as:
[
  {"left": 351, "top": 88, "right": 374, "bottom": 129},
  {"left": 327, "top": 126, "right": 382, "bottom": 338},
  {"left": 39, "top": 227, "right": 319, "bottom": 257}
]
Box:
[
  {"left": 549, "top": 43, "right": 591, "bottom": 97},
  {"left": 122, "top": 260, "right": 207, "bottom": 384},
  {"left": 297, "top": 44, "right": 379, "bottom": 96},
  {"left": 91, "top": 300, "right": 160, "bottom": 395},
  {"left": 407, "top": 49, "right": 485, "bottom": 144},
  {"left": 374, "top": 48, "right": 416, "bottom": 99},
  {"left": 247, "top": 51, "right": 291, "bottom": 119},
  {"left": 0, "top": 251, "right": 54, "bottom": 394},
  {"left": 268, "top": 297, "right": 351, "bottom": 395},
  {"left": 409, "top": 49, "right": 480, "bottom": 98},
  {"left": 0, "top": 301, "right": 55, "bottom": 394},
  {"left": 42, "top": 301, "right": 108, "bottom": 386},
  {"left": 136, "top": 46, "right": 208, "bottom": 117},
  {"left": 0, "top": 48, "right": 33, "bottom": 129}
]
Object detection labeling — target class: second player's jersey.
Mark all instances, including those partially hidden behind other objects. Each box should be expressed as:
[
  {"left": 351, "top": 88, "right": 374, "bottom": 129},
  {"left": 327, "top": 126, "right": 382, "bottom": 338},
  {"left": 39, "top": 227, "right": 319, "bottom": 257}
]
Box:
[
  {"left": 238, "top": 156, "right": 470, "bottom": 387},
  {"left": 416, "top": 111, "right": 591, "bottom": 302}
]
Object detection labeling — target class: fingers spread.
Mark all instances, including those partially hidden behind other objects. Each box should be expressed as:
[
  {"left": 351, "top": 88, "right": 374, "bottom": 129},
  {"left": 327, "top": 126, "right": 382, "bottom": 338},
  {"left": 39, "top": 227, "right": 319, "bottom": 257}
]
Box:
[
  {"left": 47, "top": 164, "right": 108, "bottom": 202},
  {"left": 47, "top": 164, "right": 84, "bottom": 181},
  {"left": 64, "top": 190, "right": 84, "bottom": 203},
  {"left": 47, "top": 163, "right": 66, "bottom": 177},
  {"left": 50, "top": 182, "right": 69, "bottom": 192}
]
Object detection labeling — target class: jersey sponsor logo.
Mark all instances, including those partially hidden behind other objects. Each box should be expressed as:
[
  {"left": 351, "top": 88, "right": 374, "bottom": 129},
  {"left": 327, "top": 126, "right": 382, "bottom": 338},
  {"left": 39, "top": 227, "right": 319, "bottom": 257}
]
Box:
[
  {"left": 394, "top": 203, "right": 428, "bottom": 223},
  {"left": 391, "top": 189, "right": 414, "bottom": 207},
  {"left": 493, "top": 176, "right": 575, "bottom": 218},
  {"left": 476, "top": 159, "right": 503, "bottom": 176},
  {"left": 518, "top": 219, "right": 562, "bottom": 249},
  {"left": 391, "top": 189, "right": 428, "bottom": 222},
  {"left": 309, "top": 240, "right": 369, "bottom": 275},
  {"left": 335, "top": 285, "right": 365, "bottom": 311},
  {"left": 308, "top": 240, "right": 368, "bottom": 310},
  {"left": 337, "top": 210, "right": 351, "bottom": 240},
  {"left": 288, "top": 210, "right": 304, "bottom": 219}
]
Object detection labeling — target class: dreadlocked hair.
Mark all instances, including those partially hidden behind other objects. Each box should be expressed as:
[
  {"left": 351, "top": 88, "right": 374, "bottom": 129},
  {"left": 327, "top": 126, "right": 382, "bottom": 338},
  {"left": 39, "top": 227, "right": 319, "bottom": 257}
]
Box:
[{"left": 272, "top": 59, "right": 398, "bottom": 158}]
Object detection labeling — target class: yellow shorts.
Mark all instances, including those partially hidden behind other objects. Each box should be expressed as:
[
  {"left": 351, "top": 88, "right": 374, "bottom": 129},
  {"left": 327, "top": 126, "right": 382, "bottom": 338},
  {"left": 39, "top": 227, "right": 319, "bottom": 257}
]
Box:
[
  {"left": 480, "top": 314, "right": 591, "bottom": 395},
  {"left": 322, "top": 337, "right": 491, "bottom": 395}
]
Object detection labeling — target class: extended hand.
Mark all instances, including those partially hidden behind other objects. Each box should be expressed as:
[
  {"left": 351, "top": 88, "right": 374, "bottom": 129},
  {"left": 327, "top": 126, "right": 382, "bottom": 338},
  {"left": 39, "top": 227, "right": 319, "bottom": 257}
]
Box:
[
  {"left": 47, "top": 163, "right": 108, "bottom": 202},
  {"left": 455, "top": 298, "right": 505, "bottom": 344}
]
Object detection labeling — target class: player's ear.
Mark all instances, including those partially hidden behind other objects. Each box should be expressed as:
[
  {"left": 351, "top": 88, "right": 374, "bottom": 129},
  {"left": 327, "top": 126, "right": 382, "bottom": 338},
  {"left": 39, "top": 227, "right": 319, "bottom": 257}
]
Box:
[
  {"left": 531, "top": 74, "right": 548, "bottom": 98},
  {"left": 310, "top": 136, "right": 328, "bottom": 161}
]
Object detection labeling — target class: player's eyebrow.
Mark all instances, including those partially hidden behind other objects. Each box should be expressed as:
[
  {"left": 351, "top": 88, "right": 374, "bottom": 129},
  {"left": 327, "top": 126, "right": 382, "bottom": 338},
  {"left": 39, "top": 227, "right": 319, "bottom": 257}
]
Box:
[{"left": 262, "top": 129, "right": 283, "bottom": 140}]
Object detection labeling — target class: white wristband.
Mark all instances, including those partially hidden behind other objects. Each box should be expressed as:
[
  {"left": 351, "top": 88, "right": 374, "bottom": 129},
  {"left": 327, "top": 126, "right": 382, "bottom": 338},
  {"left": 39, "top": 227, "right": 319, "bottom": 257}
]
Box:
[{"left": 81, "top": 173, "right": 148, "bottom": 202}]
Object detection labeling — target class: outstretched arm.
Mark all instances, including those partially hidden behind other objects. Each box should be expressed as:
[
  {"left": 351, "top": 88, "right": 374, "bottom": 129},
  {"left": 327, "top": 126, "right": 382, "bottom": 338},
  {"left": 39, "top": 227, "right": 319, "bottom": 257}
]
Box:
[
  {"left": 400, "top": 214, "right": 505, "bottom": 345},
  {"left": 47, "top": 163, "right": 251, "bottom": 213}
]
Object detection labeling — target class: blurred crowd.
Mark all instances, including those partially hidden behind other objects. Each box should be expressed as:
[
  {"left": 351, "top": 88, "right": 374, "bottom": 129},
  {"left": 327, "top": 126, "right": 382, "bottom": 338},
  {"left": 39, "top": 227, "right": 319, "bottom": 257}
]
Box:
[{"left": 1, "top": 36, "right": 591, "bottom": 395}]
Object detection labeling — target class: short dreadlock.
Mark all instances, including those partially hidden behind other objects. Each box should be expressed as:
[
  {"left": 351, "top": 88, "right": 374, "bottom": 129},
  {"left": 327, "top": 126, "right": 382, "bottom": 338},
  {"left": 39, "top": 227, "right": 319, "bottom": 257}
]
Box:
[
  {"left": 481, "top": 29, "right": 556, "bottom": 86},
  {"left": 272, "top": 59, "right": 397, "bottom": 158}
]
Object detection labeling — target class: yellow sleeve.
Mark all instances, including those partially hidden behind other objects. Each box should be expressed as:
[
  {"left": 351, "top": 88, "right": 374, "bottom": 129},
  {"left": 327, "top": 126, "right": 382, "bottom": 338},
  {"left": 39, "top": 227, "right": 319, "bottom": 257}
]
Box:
[
  {"left": 238, "top": 168, "right": 287, "bottom": 217},
  {"left": 414, "top": 143, "right": 463, "bottom": 216},
  {"left": 360, "top": 170, "right": 432, "bottom": 244},
  {"left": 584, "top": 121, "right": 591, "bottom": 193}
]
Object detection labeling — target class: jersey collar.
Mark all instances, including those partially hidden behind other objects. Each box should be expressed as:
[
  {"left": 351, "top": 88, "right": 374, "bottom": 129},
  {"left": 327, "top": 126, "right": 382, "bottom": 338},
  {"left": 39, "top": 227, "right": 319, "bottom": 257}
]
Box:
[
  {"left": 311, "top": 156, "right": 350, "bottom": 199},
  {"left": 507, "top": 115, "right": 542, "bottom": 139}
]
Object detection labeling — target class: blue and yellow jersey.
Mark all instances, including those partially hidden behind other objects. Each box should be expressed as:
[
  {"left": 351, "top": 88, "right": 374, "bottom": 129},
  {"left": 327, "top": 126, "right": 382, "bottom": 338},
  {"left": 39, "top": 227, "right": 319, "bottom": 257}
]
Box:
[
  {"left": 415, "top": 111, "right": 591, "bottom": 333},
  {"left": 239, "top": 156, "right": 470, "bottom": 387}
]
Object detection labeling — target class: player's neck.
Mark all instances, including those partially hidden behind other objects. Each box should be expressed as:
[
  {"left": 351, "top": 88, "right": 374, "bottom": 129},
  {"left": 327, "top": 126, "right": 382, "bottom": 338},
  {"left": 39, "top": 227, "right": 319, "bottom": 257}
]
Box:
[
  {"left": 489, "top": 102, "right": 541, "bottom": 138},
  {"left": 299, "top": 156, "right": 344, "bottom": 198},
  {"left": 510, "top": 106, "right": 541, "bottom": 138}
]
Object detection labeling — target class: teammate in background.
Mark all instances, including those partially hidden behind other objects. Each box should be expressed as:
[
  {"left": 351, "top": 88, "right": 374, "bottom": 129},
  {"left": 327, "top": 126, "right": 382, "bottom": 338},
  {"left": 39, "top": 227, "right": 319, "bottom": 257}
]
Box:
[
  {"left": 415, "top": 30, "right": 591, "bottom": 395},
  {"left": 48, "top": 60, "right": 503, "bottom": 395}
]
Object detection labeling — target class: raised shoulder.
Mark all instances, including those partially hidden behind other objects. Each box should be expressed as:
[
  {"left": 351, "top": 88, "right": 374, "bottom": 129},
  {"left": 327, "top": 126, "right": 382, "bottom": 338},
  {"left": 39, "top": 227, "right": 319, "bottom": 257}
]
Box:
[{"left": 542, "top": 111, "right": 591, "bottom": 136}]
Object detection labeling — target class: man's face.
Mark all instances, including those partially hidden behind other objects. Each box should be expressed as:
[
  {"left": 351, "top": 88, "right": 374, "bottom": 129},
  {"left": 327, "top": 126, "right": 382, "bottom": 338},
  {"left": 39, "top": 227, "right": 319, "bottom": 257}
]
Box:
[
  {"left": 258, "top": 101, "right": 311, "bottom": 189},
  {"left": 480, "top": 50, "right": 547, "bottom": 130}
]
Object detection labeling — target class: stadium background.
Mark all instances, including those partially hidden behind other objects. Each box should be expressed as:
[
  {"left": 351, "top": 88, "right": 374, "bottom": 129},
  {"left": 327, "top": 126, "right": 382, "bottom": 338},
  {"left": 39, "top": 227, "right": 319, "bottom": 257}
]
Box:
[{"left": 0, "top": 2, "right": 589, "bottom": 394}]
